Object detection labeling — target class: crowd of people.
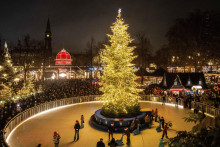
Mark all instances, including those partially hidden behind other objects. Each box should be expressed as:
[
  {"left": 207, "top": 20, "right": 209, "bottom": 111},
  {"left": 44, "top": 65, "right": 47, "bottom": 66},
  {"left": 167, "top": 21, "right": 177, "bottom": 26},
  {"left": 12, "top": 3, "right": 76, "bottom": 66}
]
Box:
[
  {"left": 0, "top": 78, "right": 218, "bottom": 146},
  {"left": 0, "top": 79, "right": 101, "bottom": 146}
]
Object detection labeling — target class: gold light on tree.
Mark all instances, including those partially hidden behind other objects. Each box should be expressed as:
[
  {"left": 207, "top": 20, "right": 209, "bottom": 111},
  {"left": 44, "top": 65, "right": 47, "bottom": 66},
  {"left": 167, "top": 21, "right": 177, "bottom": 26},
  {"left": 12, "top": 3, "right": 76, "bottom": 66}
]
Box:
[{"left": 100, "top": 9, "right": 141, "bottom": 116}]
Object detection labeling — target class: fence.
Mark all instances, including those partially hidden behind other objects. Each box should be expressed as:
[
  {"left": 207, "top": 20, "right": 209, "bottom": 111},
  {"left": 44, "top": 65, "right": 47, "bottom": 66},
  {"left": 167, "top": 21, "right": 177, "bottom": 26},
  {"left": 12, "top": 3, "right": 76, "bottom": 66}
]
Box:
[
  {"left": 3, "top": 95, "right": 220, "bottom": 146},
  {"left": 140, "top": 95, "right": 220, "bottom": 117},
  {"left": 3, "top": 95, "right": 98, "bottom": 147}
]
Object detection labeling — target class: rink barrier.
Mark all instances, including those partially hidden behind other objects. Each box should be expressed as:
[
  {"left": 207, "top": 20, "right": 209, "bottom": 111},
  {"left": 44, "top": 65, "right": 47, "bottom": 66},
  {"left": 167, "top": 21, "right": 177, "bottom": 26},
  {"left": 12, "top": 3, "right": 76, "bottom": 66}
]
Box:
[{"left": 3, "top": 95, "right": 220, "bottom": 146}]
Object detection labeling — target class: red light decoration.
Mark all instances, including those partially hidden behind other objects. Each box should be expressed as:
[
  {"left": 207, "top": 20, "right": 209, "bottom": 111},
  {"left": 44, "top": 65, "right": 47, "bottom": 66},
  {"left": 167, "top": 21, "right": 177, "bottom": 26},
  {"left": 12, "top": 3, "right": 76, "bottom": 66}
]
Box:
[{"left": 55, "top": 49, "right": 72, "bottom": 65}]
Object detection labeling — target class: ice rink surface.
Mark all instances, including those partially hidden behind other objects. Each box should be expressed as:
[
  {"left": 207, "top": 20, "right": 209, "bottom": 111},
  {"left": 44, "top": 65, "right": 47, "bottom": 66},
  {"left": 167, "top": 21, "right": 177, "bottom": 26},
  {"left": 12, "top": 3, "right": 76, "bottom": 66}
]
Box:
[{"left": 8, "top": 101, "right": 195, "bottom": 147}]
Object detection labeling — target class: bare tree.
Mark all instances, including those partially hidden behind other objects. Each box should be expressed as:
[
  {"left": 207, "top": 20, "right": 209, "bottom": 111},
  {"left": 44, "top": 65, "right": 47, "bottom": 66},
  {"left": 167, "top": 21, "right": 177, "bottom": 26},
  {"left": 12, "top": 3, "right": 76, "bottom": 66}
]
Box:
[{"left": 134, "top": 33, "right": 153, "bottom": 68}]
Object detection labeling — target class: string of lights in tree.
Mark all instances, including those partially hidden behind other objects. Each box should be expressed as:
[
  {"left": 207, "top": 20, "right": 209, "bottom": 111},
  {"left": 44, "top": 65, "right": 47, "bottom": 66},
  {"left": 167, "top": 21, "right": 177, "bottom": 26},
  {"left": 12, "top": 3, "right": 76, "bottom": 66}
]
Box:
[{"left": 100, "top": 9, "right": 141, "bottom": 114}]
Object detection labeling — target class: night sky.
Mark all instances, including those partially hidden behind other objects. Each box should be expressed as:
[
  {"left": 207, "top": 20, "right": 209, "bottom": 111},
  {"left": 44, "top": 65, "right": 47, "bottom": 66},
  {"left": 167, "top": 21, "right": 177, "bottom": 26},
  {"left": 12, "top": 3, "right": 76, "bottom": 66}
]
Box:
[{"left": 0, "top": 0, "right": 219, "bottom": 53}]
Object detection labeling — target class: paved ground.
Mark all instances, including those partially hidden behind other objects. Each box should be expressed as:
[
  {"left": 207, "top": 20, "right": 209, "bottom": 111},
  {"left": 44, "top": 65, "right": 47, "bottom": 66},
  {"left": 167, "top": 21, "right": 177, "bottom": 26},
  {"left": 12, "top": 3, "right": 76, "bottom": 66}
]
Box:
[{"left": 7, "top": 101, "right": 195, "bottom": 147}]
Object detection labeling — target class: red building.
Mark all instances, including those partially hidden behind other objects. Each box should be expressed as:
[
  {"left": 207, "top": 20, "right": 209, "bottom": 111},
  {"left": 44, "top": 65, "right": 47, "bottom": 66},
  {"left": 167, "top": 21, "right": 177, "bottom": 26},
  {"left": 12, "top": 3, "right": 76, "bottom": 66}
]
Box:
[{"left": 55, "top": 49, "right": 72, "bottom": 65}]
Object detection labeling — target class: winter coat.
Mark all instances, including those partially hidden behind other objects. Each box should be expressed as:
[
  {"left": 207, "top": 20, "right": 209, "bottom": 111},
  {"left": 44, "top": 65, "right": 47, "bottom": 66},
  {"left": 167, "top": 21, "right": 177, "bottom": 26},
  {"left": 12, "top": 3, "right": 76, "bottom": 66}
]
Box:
[
  {"left": 145, "top": 115, "right": 150, "bottom": 124},
  {"left": 74, "top": 123, "right": 80, "bottom": 130},
  {"left": 163, "top": 125, "right": 168, "bottom": 134},
  {"left": 97, "top": 141, "right": 105, "bottom": 147},
  {"left": 108, "top": 125, "right": 114, "bottom": 133},
  {"left": 53, "top": 134, "right": 61, "bottom": 144},
  {"left": 124, "top": 129, "right": 130, "bottom": 138}
]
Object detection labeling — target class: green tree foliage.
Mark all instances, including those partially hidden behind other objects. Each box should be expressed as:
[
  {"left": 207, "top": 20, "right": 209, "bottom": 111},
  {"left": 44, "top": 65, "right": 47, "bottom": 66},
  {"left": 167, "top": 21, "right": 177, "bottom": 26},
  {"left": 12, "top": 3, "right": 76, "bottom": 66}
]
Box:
[
  {"left": 183, "top": 112, "right": 206, "bottom": 124},
  {"left": 100, "top": 10, "right": 141, "bottom": 117},
  {"left": 155, "top": 10, "right": 220, "bottom": 71}
]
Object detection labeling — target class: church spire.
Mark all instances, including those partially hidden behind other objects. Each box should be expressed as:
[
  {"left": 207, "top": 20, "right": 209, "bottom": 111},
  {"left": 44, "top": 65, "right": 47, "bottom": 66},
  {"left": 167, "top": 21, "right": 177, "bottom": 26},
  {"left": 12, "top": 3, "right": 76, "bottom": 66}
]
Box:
[
  {"left": 45, "top": 17, "right": 52, "bottom": 56},
  {"left": 45, "top": 18, "right": 51, "bottom": 33}
]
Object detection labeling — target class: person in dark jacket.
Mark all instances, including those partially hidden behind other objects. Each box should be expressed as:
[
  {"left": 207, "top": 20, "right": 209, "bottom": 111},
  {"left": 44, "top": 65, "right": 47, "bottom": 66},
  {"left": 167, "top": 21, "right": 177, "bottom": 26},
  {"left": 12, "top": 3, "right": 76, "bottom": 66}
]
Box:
[
  {"left": 74, "top": 120, "right": 80, "bottom": 141},
  {"left": 124, "top": 127, "right": 130, "bottom": 145},
  {"left": 160, "top": 116, "right": 165, "bottom": 129},
  {"left": 175, "top": 96, "right": 178, "bottom": 107},
  {"left": 108, "top": 122, "right": 114, "bottom": 140},
  {"left": 108, "top": 138, "right": 118, "bottom": 147},
  {"left": 162, "top": 95, "right": 166, "bottom": 105},
  {"left": 97, "top": 138, "right": 105, "bottom": 147}
]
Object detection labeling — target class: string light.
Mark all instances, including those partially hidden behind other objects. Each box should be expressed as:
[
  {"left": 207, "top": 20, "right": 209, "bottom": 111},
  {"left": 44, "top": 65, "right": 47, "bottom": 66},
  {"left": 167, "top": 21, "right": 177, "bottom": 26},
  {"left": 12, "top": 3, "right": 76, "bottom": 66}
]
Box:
[{"left": 100, "top": 9, "right": 141, "bottom": 114}]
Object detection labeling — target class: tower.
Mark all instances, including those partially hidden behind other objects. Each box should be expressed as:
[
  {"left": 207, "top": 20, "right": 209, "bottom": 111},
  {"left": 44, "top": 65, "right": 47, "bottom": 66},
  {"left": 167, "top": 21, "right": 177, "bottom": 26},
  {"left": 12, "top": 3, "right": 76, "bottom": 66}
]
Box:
[{"left": 45, "top": 18, "right": 52, "bottom": 56}]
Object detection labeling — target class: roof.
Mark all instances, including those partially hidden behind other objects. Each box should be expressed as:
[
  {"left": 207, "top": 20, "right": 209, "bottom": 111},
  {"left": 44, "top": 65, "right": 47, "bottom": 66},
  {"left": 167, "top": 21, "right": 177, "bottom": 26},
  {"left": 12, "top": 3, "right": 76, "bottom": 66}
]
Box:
[
  {"left": 55, "top": 49, "right": 72, "bottom": 65},
  {"left": 159, "top": 72, "right": 208, "bottom": 90}
]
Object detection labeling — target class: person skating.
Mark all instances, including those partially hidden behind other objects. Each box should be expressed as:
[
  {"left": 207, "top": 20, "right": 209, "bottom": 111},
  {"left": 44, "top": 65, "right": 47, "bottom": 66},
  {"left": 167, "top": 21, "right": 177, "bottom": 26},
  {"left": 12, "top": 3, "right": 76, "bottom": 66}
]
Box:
[
  {"left": 74, "top": 120, "right": 80, "bottom": 141},
  {"left": 108, "top": 122, "right": 114, "bottom": 140},
  {"left": 155, "top": 108, "right": 158, "bottom": 122},
  {"left": 150, "top": 109, "right": 154, "bottom": 122},
  {"left": 53, "top": 131, "right": 61, "bottom": 147},
  {"left": 97, "top": 138, "right": 105, "bottom": 147},
  {"left": 130, "top": 119, "right": 135, "bottom": 131},
  {"left": 162, "top": 95, "right": 166, "bottom": 105},
  {"left": 133, "top": 118, "right": 140, "bottom": 135},
  {"left": 160, "top": 116, "right": 165, "bottom": 129},
  {"left": 144, "top": 114, "right": 150, "bottom": 128},
  {"left": 161, "top": 123, "right": 169, "bottom": 139},
  {"left": 81, "top": 115, "right": 84, "bottom": 129},
  {"left": 175, "top": 96, "right": 178, "bottom": 107},
  {"left": 124, "top": 127, "right": 130, "bottom": 145}
]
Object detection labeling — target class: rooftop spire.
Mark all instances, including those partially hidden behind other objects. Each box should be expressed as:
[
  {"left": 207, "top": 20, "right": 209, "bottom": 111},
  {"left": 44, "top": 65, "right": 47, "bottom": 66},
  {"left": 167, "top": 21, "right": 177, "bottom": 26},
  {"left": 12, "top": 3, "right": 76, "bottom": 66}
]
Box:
[{"left": 45, "top": 18, "right": 51, "bottom": 33}]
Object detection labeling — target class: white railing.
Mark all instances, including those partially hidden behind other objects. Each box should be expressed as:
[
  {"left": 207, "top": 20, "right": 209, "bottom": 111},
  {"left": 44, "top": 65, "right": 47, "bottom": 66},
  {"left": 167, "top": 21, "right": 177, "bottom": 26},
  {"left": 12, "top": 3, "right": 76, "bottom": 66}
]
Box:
[{"left": 2, "top": 95, "right": 220, "bottom": 146}]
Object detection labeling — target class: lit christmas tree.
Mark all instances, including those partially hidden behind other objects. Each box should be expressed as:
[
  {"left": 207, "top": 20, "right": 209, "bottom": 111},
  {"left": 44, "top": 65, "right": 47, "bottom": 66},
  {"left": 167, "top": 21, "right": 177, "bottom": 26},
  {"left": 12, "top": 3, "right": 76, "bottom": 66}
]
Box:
[
  {"left": 100, "top": 9, "right": 141, "bottom": 117},
  {"left": 18, "top": 78, "right": 35, "bottom": 98},
  {"left": 0, "top": 42, "right": 17, "bottom": 101},
  {"left": 0, "top": 42, "right": 17, "bottom": 85}
]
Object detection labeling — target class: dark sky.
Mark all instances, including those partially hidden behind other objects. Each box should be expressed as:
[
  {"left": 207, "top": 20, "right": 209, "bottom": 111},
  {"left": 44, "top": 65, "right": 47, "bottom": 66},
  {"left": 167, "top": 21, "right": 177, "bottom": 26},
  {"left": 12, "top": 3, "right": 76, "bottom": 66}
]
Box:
[{"left": 0, "top": 0, "right": 219, "bottom": 53}]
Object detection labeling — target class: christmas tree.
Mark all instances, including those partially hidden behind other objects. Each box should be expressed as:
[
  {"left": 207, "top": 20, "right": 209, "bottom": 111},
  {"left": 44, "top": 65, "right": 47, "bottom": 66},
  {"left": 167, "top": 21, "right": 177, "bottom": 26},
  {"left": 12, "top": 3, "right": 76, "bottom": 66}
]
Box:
[
  {"left": 18, "top": 78, "right": 35, "bottom": 98},
  {"left": 100, "top": 9, "right": 141, "bottom": 117},
  {"left": 0, "top": 42, "right": 17, "bottom": 86},
  {"left": 0, "top": 42, "right": 18, "bottom": 101}
]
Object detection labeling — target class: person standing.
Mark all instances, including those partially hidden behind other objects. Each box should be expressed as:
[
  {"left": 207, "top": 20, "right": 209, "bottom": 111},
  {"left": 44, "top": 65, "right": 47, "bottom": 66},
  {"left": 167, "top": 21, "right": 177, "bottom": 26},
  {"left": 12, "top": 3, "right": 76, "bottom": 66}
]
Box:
[
  {"left": 162, "top": 95, "right": 166, "bottom": 105},
  {"left": 124, "top": 127, "right": 130, "bottom": 145},
  {"left": 97, "top": 138, "right": 105, "bottom": 147},
  {"left": 155, "top": 108, "right": 158, "bottom": 122},
  {"left": 160, "top": 116, "right": 165, "bottom": 129},
  {"left": 74, "top": 120, "right": 81, "bottom": 141},
  {"left": 133, "top": 118, "right": 140, "bottom": 135},
  {"left": 175, "top": 96, "right": 178, "bottom": 107},
  {"left": 144, "top": 114, "right": 150, "bottom": 128},
  {"left": 81, "top": 115, "right": 84, "bottom": 129},
  {"left": 108, "top": 122, "right": 114, "bottom": 140},
  {"left": 53, "top": 131, "right": 61, "bottom": 147},
  {"left": 150, "top": 109, "right": 154, "bottom": 122},
  {"left": 161, "top": 123, "right": 169, "bottom": 139}
]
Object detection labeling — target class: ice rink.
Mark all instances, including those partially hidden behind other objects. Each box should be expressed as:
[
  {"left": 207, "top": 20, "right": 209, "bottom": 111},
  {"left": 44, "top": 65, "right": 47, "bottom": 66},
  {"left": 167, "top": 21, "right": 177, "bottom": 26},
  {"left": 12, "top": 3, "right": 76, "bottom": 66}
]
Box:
[{"left": 7, "top": 101, "right": 195, "bottom": 147}]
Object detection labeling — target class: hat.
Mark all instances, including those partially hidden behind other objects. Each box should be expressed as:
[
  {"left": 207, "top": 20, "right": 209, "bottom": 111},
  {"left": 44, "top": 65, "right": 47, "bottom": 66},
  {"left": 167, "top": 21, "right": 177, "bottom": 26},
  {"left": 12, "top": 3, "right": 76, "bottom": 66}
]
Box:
[
  {"left": 76, "top": 120, "right": 79, "bottom": 122},
  {"left": 152, "top": 109, "right": 154, "bottom": 111},
  {"left": 111, "top": 122, "right": 114, "bottom": 125},
  {"left": 124, "top": 127, "right": 128, "bottom": 130},
  {"left": 100, "top": 138, "right": 103, "bottom": 141},
  {"left": 54, "top": 131, "right": 57, "bottom": 136}
]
